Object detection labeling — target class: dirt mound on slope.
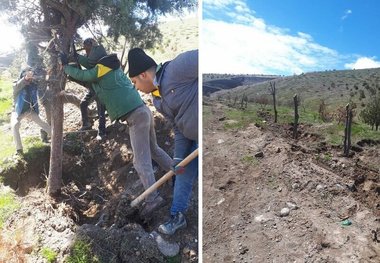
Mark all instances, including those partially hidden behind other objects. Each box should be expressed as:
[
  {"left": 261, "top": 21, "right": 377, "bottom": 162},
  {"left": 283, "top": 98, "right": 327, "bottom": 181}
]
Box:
[{"left": 203, "top": 102, "right": 379, "bottom": 262}]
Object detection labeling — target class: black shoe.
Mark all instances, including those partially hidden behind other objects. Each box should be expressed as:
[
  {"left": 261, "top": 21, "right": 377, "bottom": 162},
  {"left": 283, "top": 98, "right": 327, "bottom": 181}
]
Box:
[
  {"left": 40, "top": 129, "right": 48, "bottom": 143},
  {"left": 158, "top": 212, "right": 187, "bottom": 235}
]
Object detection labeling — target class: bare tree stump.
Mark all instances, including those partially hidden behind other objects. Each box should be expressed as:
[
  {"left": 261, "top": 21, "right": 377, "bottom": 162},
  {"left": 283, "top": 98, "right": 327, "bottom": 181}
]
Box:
[
  {"left": 293, "top": 94, "right": 299, "bottom": 139},
  {"left": 269, "top": 81, "right": 278, "bottom": 123}
]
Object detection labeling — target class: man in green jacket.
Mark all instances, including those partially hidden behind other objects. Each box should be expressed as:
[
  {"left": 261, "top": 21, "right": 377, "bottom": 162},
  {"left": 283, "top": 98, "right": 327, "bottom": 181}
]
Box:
[{"left": 60, "top": 53, "right": 173, "bottom": 217}]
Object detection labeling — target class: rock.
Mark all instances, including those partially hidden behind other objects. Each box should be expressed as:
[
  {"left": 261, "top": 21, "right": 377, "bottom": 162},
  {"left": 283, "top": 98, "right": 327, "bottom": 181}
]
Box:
[
  {"left": 286, "top": 202, "right": 298, "bottom": 210},
  {"left": 276, "top": 148, "right": 281, "bottom": 153},
  {"left": 280, "top": 207, "right": 290, "bottom": 217},
  {"left": 292, "top": 183, "right": 300, "bottom": 190},
  {"left": 217, "top": 198, "right": 225, "bottom": 205},
  {"left": 218, "top": 139, "right": 224, "bottom": 144},
  {"left": 316, "top": 184, "right": 325, "bottom": 191},
  {"left": 254, "top": 214, "right": 273, "bottom": 223},
  {"left": 255, "top": 151, "right": 264, "bottom": 158},
  {"left": 150, "top": 231, "right": 179, "bottom": 257}
]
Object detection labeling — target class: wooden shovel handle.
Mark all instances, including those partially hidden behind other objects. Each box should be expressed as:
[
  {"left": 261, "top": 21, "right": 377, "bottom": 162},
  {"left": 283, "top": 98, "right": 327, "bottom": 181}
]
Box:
[{"left": 130, "top": 148, "right": 199, "bottom": 208}]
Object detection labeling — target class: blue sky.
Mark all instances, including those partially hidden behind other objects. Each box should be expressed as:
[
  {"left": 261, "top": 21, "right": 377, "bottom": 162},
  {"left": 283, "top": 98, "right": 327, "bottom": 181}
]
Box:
[{"left": 202, "top": 0, "right": 380, "bottom": 75}]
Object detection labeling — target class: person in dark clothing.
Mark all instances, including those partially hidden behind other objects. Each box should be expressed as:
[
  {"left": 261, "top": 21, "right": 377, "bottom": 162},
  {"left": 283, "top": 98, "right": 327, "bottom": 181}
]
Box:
[{"left": 76, "top": 38, "right": 107, "bottom": 139}]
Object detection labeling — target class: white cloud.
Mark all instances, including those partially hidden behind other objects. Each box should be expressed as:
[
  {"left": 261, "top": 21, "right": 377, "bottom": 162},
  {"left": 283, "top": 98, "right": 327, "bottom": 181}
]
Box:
[
  {"left": 341, "top": 9, "right": 352, "bottom": 20},
  {"left": 203, "top": 0, "right": 237, "bottom": 9},
  {"left": 345, "top": 57, "right": 380, "bottom": 69},
  {"left": 202, "top": 14, "right": 339, "bottom": 75}
]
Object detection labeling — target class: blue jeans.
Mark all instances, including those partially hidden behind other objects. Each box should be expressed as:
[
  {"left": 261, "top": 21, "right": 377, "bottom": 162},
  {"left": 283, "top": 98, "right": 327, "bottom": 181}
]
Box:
[{"left": 170, "top": 141, "right": 198, "bottom": 215}]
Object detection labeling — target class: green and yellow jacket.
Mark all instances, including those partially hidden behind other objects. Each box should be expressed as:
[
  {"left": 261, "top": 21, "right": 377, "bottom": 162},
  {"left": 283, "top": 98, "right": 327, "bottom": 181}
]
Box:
[{"left": 64, "top": 54, "right": 143, "bottom": 121}]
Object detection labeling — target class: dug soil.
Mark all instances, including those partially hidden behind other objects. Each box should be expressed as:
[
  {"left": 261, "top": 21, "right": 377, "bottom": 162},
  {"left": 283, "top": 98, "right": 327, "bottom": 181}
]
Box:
[
  {"left": 0, "top": 82, "right": 198, "bottom": 262},
  {"left": 203, "top": 102, "right": 379, "bottom": 262}
]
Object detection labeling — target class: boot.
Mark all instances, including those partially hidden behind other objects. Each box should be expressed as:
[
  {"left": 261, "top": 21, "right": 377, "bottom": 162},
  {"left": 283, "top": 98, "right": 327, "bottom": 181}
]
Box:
[
  {"left": 40, "top": 129, "right": 48, "bottom": 143},
  {"left": 80, "top": 105, "right": 92, "bottom": 130},
  {"left": 158, "top": 212, "right": 187, "bottom": 235}
]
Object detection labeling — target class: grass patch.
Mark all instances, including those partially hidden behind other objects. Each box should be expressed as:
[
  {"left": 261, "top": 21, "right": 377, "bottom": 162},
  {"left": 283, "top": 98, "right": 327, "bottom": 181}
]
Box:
[
  {"left": 22, "top": 137, "right": 50, "bottom": 161},
  {"left": 317, "top": 121, "right": 380, "bottom": 145},
  {"left": 224, "top": 105, "right": 263, "bottom": 129},
  {"left": 0, "top": 136, "right": 49, "bottom": 175},
  {"left": 241, "top": 155, "right": 259, "bottom": 166},
  {"left": 66, "top": 240, "right": 100, "bottom": 263},
  {"left": 41, "top": 247, "right": 58, "bottom": 263},
  {"left": 351, "top": 122, "right": 380, "bottom": 142},
  {"left": 0, "top": 133, "right": 15, "bottom": 162},
  {"left": 323, "top": 152, "right": 333, "bottom": 161},
  {"left": 0, "top": 189, "right": 20, "bottom": 229},
  {"left": 0, "top": 79, "right": 13, "bottom": 123}
]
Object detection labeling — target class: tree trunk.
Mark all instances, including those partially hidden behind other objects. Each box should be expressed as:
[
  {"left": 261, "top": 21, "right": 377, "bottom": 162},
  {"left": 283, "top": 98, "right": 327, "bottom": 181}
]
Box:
[
  {"left": 269, "top": 82, "right": 277, "bottom": 123},
  {"left": 344, "top": 104, "right": 353, "bottom": 157},
  {"left": 293, "top": 94, "right": 299, "bottom": 139},
  {"left": 44, "top": 7, "right": 79, "bottom": 195},
  {"left": 47, "top": 81, "right": 64, "bottom": 194}
]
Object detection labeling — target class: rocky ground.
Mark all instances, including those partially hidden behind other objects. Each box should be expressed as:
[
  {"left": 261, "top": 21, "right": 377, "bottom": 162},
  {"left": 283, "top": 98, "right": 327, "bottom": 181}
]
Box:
[
  {"left": 203, "top": 102, "right": 379, "bottom": 262},
  {"left": 0, "top": 82, "right": 198, "bottom": 262}
]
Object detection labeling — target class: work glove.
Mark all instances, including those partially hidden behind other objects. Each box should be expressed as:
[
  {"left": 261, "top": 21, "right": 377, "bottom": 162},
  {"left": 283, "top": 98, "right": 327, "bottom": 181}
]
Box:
[
  {"left": 172, "top": 158, "right": 185, "bottom": 175},
  {"left": 59, "top": 52, "right": 68, "bottom": 65}
]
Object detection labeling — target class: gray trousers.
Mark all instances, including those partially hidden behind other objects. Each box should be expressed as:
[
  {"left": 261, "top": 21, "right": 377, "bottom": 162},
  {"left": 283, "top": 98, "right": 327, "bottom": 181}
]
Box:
[
  {"left": 126, "top": 105, "right": 173, "bottom": 202},
  {"left": 11, "top": 111, "right": 51, "bottom": 151}
]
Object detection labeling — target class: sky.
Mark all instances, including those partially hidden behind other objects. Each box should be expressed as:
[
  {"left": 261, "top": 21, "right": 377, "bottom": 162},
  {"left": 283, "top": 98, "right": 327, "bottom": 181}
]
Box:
[
  {"left": 202, "top": 0, "right": 380, "bottom": 75},
  {"left": 0, "top": 15, "right": 24, "bottom": 55}
]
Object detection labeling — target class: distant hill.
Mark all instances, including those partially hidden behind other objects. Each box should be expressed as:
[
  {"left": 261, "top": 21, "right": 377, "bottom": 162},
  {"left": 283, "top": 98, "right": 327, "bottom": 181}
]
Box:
[
  {"left": 203, "top": 73, "right": 277, "bottom": 96},
  {"left": 0, "top": 52, "right": 15, "bottom": 68},
  {"left": 209, "top": 68, "right": 380, "bottom": 111}
]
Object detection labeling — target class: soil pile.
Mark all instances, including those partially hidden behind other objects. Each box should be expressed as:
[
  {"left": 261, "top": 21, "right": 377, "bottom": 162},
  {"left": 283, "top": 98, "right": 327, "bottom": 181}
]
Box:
[{"left": 203, "top": 102, "right": 379, "bottom": 262}]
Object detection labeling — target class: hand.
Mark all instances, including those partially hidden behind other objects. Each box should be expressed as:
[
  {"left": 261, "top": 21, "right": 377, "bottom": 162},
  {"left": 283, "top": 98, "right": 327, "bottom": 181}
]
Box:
[
  {"left": 24, "top": 70, "right": 34, "bottom": 81},
  {"left": 59, "top": 52, "right": 68, "bottom": 65},
  {"left": 172, "top": 158, "right": 185, "bottom": 175}
]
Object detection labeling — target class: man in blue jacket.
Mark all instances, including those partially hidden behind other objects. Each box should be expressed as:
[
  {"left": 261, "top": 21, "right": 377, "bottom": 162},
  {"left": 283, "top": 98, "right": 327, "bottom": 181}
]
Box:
[
  {"left": 128, "top": 48, "right": 198, "bottom": 235},
  {"left": 11, "top": 67, "right": 51, "bottom": 155}
]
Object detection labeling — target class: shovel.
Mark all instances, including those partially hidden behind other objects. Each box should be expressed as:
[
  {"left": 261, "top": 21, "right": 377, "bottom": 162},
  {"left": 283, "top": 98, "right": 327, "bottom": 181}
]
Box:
[{"left": 130, "top": 148, "right": 199, "bottom": 208}]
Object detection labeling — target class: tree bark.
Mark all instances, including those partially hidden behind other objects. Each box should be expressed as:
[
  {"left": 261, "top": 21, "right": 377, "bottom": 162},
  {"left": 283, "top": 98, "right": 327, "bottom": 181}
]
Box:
[
  {"left": 344, "top": 104, "right": 353, "bottom": 157},
  {"left": 293, "top": 94, "right": 299, "bottom": 139},
  {"left": 270, "top": 82, "right": 277, "bottom": 123},
  {"left": 47, "top": 81, "right": 64, "bottom": 194},
  {"left": 44, "top": 3, "right": 80, "bottom": 195}
]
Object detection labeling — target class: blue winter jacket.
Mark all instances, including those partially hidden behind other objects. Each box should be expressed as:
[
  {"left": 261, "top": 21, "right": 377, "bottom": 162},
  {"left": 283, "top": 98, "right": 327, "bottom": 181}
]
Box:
[{"left": 13, "top": 72, "right": 39, "bottom": 117}]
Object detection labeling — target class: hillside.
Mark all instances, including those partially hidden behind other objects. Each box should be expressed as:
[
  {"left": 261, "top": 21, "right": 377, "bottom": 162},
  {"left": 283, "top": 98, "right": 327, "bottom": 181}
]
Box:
[
  {"left": 210, "top": 68, "right": 380, "bottom": 112},
  {"left": 203, "top": 73, "right": 277, "bottom": 96}
]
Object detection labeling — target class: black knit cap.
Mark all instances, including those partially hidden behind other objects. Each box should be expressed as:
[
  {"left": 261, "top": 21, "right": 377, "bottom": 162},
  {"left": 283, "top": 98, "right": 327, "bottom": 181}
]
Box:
[{"left": 127, "top": 48, "right": 157, "bottom": 78}]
